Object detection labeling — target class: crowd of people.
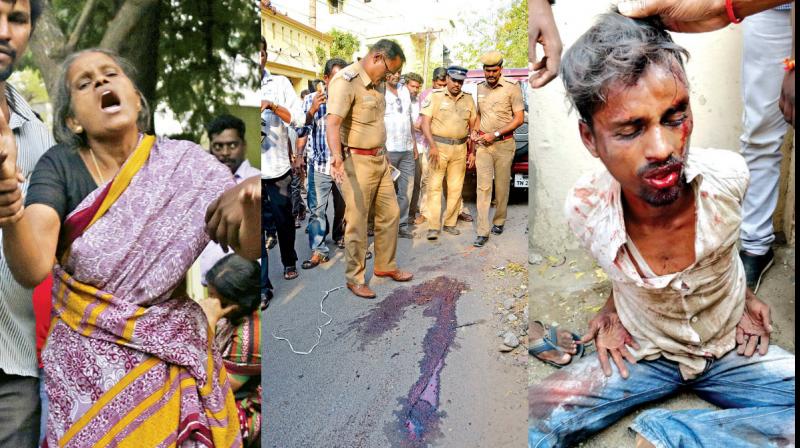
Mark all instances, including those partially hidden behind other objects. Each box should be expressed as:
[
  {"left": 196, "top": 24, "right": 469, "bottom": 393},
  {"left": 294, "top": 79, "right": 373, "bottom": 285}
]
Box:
[
  {"left": 0, "top": 1, "right": 262, "bottom": 446},
  {"left": 261, "top": 37, "right": 525, "bottom": 299}
]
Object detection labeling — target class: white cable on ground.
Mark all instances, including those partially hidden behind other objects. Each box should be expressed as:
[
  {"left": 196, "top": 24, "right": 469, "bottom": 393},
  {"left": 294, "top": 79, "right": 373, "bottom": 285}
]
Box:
[{"left": 270, "top": 285, "right": 343, "bottom": 355}]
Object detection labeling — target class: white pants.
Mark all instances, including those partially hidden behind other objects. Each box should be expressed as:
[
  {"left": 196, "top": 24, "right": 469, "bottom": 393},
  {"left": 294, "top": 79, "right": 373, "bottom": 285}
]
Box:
[{"left": 739, "top": 8, "right": 793, "bottom": 255}]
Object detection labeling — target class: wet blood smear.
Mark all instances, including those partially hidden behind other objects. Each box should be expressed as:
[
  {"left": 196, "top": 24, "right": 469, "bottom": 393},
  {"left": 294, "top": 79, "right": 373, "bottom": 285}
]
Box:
[{"left": 349, "top": 276, "right": 467, "bottom": 447}]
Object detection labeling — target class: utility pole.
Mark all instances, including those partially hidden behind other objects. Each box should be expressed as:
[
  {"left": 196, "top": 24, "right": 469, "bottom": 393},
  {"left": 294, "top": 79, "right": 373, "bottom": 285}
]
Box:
[{"left": 309, "top": 0, "right": 317, "bottom": 28}]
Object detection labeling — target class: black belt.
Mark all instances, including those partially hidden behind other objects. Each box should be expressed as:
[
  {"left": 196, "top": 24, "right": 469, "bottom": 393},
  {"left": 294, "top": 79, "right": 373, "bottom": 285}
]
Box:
[{"left": 432, "top": 135, "right": 468, "bottom": 145}]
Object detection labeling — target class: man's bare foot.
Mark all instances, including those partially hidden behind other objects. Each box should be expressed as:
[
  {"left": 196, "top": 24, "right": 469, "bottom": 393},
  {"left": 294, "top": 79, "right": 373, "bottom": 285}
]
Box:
[
  {"left": 635, "top": 434, "right": 656, "bottom": 448},
  {"left": 530, "top": 320, "right": 579, "bottom": 365}
]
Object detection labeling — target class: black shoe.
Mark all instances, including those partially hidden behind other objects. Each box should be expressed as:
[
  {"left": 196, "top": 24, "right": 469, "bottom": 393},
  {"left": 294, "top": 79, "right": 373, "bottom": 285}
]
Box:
[
  {"left": 398, "top": 228, "right": 414, "bottom": 239},
  {"left": 473, "top": 236, "right": 489, "bottom": 247},
  {"left": 491, "top": 225, "right": 504, "bottom": 235},
  {"left": 442, "top": 226, "right": 460, "bottom": 235},
  {"left": 266, "top": 234, "right": 277, "bottom": 250},
  {"left": 427, "top": 229, "right": 440, "bottom": 240},
  {"left": 740, "top": 248, "right": 774, "bottom": 293}
]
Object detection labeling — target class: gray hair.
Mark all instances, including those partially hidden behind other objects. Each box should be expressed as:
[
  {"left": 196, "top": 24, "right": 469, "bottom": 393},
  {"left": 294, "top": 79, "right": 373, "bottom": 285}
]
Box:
[
  {"left": 53, "top": 48, "right": 152, "bottom": 146},
  {"left": 560, "top": 11, "right": 690, "bottom": 127}
]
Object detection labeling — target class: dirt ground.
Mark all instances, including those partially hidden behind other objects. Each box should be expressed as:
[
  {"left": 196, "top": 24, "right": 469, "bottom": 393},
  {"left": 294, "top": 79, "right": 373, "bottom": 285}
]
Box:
[{"left": 528, "top": 243, "right": 795, "bottom": 447}]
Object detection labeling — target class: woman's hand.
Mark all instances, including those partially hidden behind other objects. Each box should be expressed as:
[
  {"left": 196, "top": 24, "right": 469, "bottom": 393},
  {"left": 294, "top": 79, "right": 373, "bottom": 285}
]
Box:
[
  {"left": 205, "top": 176, "right": 261, "bottom": 260},
  {"left": 200, "top": 297, "right": 238, "bottom": 329}
]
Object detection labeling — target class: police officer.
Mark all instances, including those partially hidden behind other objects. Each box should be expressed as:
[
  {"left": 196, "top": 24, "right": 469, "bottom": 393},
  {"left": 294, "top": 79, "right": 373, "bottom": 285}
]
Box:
[
  {"left": 420, "top": 65, "right": 477, "bottom": 240},
  {"left": 326, "top": 39, "right": 414, "bottom": 299},
  {"left": 471, "top": 51, "right": 525, "bottom": 247}
]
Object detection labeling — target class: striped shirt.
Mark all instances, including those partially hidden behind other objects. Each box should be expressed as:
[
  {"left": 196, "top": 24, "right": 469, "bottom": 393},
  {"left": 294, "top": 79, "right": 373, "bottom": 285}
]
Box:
[
  {"left": 302, "top": 91, "right": 331, "bottom": 175},
  {"left": 0, "top": 84, "right": 56, "bottom": 378}
]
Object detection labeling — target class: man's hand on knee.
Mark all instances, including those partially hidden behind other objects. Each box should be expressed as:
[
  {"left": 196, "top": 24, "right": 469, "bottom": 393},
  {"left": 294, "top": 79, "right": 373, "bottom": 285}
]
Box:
[
  {"left": 736, "top": 289, "right": 772, "bottom": 357},
  {"left": 581, "top": 308, "right": 640, "bottom": 379}
]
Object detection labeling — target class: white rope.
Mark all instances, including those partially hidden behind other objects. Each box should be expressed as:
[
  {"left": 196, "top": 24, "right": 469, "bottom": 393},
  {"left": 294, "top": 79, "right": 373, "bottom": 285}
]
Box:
[{"left": 270, "top": 286, "right": 343, "bottom": 355}]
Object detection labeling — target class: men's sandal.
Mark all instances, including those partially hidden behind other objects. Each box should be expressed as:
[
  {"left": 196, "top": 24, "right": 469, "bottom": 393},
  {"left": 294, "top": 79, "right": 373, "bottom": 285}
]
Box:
[
  {"left": 283, "top": 266, "right": 298, "bottom": 280},
  {"left": 491, "top": 225, "right": 504, "bottom": 235},
  {"left": 373, "top": 269, "right": 413, "bottom": 282},
  {"left": 427, "top": 230, "right": 440, "bottom": 240},
  {"left": 301, "top": 252, "right": 329, "bottom": 269},
  {"left": 336, "top": 238, "right": 346, "bottom": 249},
  {"left": 458, "top": 212, "right": 474, "bottom": 222},
  {"left": 347, "top": 283, "right": 376, "bottom": 299},
  {"left": 528, "top": 321, "right": 585, "bottom": 368}
]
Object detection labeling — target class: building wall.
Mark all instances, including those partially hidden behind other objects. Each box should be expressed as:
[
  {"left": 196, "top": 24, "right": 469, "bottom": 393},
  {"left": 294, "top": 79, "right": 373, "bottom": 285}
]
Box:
[
  {"left": 262, "top": 7, "right": 333, "bottom": 93},
  {"left": 529, "top": 2, "right": 746, "bottom": 254}
]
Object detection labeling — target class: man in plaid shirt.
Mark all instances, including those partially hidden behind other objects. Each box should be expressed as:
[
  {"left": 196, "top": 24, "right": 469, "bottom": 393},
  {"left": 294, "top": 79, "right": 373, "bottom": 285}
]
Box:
[{"left": 299, "top": 58, "right": 349, "bottom": 269}]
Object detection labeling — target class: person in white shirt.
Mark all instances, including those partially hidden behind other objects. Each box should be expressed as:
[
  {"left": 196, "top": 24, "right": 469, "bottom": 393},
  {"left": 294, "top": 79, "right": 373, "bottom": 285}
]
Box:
[
  {"left": 384, "top": 70, "right": 418, "bottom": 238},
  {"left": 261, "top": 35, "right": 304, "bottom": 280},
  {"left": 529, "top": 12, "right": 794, "bottom": 448},
  {"left": 198, "top": 114, "right": 261, "bottom": 284}
]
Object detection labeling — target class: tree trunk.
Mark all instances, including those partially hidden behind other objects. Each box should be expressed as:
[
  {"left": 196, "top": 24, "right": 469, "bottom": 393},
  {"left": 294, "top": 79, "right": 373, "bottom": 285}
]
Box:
[
  {"left": 118, "top": 0, "right": 161, "bottom": 130},
  {"left": 100, "top": 0, "right": 160, "bottom": 51},
  {"left": 28, "top": 4, "right": 67, "bottom": 94}
]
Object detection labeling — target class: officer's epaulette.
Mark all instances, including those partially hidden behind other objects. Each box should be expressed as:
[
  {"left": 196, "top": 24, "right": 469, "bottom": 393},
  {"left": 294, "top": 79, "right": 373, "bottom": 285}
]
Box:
[
  {"left": 431, "top": 88, "right": 445, "bottom": 93},
  {"left": 341, "top": 70, "right": 358, "bottom": 81},
  {"left": 462, "top": 90, "right": 473, "bottom": 96}
]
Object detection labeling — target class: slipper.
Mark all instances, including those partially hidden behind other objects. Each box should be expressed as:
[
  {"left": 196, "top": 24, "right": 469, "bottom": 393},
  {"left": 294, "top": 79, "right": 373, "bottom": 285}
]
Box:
[
  {"left": 283, "top": 266, "right": 298, "bottom": 280},
  {"left": 528, "top": 321, "right": 585, "bottom": 368}
]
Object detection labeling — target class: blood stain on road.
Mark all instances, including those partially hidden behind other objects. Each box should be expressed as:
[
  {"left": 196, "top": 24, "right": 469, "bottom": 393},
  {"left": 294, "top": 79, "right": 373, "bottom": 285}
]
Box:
[{"left": 348, "top": 276, "right": 468, "bottom": 447}]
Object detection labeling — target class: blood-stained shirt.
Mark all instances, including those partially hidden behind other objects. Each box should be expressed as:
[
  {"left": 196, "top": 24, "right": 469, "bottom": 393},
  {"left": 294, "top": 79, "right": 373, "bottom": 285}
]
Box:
[{"left": 565, "top": 148, "right": 750, "bottom": 380}]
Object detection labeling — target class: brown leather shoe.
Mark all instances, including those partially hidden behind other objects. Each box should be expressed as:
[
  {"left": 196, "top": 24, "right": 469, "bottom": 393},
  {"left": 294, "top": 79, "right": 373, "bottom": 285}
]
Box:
[
  {"left": 347, "top": 283, "right": 377, "bottom": 299},
  {"left": 373, "top": 269, "right": 413, "bottom": 282},
  {"left": 458, "top": 212, "right": 473, "bottom": 222}
]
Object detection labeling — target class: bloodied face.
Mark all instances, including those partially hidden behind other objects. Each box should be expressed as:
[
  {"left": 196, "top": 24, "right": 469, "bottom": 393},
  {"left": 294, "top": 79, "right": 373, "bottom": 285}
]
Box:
[{"left": 578, "top": 61, "right": 693, "bottom": 207}]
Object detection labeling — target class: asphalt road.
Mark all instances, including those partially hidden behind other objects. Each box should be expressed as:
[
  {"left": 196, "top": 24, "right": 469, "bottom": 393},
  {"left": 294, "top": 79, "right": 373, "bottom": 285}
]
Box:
[{"left": 262, "top": 190, "right": 529, "bottom": 448}]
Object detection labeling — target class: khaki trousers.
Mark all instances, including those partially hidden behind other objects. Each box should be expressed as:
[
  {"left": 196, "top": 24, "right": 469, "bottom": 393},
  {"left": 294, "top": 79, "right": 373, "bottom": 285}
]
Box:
[
  {"left": 340, "top": 153, "right": 399, "bottom": 285},
  {"left": 427, "top": 143, "right": 467, "bottom": 230},
  {"left": 475, "top": 139, "right": 515, "bottom": 236},
  {"left": 413, "top": 152, "right": 431, "bottom": 220}
]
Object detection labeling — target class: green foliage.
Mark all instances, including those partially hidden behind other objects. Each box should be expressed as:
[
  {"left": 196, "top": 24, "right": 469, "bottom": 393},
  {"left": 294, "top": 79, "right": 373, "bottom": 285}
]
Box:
[
  {"left": 9, "top": 68, "right": 49, "bottom": 104},
  {"left": 314, "top": 45, "right": 328, "bottom": 73},
  {"left": 452, "top": 0, "right": 527, "bottom": 69},
  {"left": 156, "top": 0, "right": 261, "bottom": 139},
  {"left": 329, "top": 29, "right": 359, "bottom": 62},
  {"left": 34, "top": 0, "right": 261, "bottom": 140}
]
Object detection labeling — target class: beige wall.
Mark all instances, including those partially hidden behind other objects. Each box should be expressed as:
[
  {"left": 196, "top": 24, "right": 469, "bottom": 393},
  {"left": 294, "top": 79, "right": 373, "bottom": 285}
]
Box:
[
  {"left": 529, "top": 3, "right": 745, "bottom": 254},
  {"left": 262, "top": 9, "right": 333, "bottom": 93}
]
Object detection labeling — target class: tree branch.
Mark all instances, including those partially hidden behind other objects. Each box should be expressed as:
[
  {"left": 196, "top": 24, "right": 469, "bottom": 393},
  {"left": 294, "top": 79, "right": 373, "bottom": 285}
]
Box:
[
  {"left": 65, "top": 0, "right": 101, "bottom": 53},
  {"left": 99, "top": 0, "right": 159, "bottom": 52}
]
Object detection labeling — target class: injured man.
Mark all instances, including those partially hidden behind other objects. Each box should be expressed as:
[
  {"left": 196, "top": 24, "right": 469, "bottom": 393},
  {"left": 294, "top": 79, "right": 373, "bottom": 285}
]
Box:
[{"left": 529, "top": 10, "right": 795, "bottom": 448}]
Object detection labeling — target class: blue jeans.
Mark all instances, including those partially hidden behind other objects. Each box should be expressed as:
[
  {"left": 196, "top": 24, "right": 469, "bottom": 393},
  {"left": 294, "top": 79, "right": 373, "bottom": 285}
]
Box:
[
  {"left": 529, "top": 346, "right": 795, "bottom": 448},
  {"left": 306, "top": 169, "right": 345, "bottom": 257},
  {"left": 388, "top": 150, "right": 415, "bottom": 228}
]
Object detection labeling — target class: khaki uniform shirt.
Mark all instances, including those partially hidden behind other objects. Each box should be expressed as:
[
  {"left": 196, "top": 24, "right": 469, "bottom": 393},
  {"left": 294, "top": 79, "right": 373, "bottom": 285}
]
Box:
[
  {"left": 420, "top": 89, "right": 476, "bottom": 139},
  {"left": 476, "top": 76, "right": 524, "bottom": 133},
  {"left": 326, "top": 62, "right": 386, "bottom": 149},
  {"left": 565, "top": 148, "right": 749, "bottom": 380}
]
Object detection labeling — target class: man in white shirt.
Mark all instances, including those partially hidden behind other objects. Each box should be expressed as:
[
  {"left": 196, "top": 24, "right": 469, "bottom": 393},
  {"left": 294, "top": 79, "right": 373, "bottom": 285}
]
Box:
[
  {"left": 261, "top": 35, "right": 304, "bottom": 280},
  {"left": 198, "top": 114, "right": 260, "bottom": 283},
  {"left": 384, "top": 70, "right": 418, "bottom": 238},
  {"left": 529, "top": 12, "right": 794, "bottom": 448}
]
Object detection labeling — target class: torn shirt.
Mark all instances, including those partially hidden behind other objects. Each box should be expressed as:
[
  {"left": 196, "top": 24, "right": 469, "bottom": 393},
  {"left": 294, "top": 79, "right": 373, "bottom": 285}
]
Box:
[{"left": 565, "top": 148, "right": 750, "bottom": 379}]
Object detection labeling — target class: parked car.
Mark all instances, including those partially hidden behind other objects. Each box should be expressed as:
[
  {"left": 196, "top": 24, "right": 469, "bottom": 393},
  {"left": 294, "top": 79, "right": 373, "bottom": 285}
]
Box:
[{"left": 462, "top": 68, "right": 529, "bottom": 194}]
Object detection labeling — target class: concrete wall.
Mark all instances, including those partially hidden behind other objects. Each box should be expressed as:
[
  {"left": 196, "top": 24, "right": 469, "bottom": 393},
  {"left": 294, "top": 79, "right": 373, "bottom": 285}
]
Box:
[{"left": 529, "top": 2, "right": 745, "bottom": 255}]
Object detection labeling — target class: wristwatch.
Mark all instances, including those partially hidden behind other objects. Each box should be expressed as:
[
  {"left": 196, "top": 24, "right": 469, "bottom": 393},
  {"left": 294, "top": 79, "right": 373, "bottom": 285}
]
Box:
[{"left": 493, "top": 131, "right": 500, "bottom": 139}]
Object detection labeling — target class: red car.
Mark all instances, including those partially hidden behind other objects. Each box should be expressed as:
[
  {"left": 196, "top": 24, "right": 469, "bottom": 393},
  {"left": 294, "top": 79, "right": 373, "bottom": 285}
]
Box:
[{"left": 462, "top": 68, "right": 529, "bottom": 193}]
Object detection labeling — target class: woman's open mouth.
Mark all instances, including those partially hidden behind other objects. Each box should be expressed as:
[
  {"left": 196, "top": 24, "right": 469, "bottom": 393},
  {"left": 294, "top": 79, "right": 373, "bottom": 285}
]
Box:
[{"left": 100, "top": 90, "right": 122, "bottom": 113}]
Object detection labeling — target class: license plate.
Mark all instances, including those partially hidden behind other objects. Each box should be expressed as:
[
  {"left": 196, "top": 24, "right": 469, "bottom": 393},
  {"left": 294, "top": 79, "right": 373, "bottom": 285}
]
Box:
[{"left": 514, "top": 173, "right": 528, "bottom": 188}]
